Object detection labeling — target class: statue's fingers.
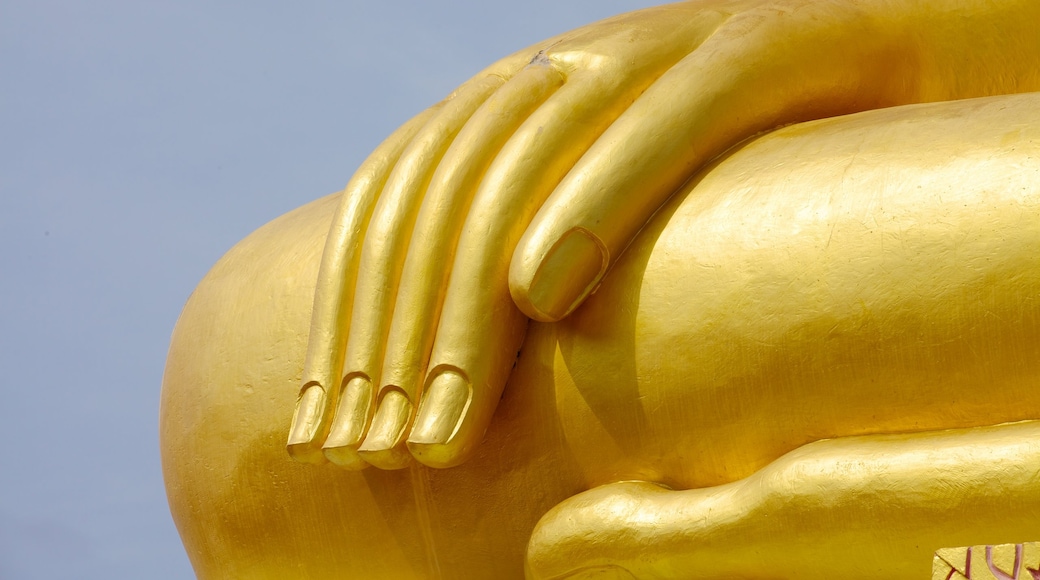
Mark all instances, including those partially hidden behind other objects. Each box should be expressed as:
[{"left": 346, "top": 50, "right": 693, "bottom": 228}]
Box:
[
  {"left": 322, "top": 74, "right": 505, "bottom": 470},
  {"left": 289, "top": 2, "right": 726, "bottom": 468},
  {"left": 286, "top": 106, "right": 438, "bottom": 464},
  {"left": 356, "top": 65, "right": 564, "bottom": 468}
]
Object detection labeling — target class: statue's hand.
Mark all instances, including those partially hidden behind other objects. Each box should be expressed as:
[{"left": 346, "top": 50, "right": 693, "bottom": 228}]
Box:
[{"left": 288, "top": 0, "right": 1040, "bottom": 470}]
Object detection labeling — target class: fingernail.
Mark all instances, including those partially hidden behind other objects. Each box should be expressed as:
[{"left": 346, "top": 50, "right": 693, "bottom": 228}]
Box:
[
  {"left": 286, "top": 384, "right": 327, "bottom": 463},
  {"left": 323, "top": 375, "right": 372, "bottom": 449},
  {"left": 527, "top": 228, "right": 607, "bottom": 321},
  {"left": 357, "top": 389, "right": 413, "bottom": 469},
  {"left": 408, "top": 370, "right": 471, "bottom": 445}
]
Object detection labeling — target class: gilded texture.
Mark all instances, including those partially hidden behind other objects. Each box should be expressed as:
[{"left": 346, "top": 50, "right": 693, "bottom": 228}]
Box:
[{"left": 161, "top": 1, "right": 1040, "bottom": 578}]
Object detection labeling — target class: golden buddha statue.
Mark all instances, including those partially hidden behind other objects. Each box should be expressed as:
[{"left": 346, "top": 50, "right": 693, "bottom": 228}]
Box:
[{"left": 160, "top": 0, "right": 1040, "bottom": 577}]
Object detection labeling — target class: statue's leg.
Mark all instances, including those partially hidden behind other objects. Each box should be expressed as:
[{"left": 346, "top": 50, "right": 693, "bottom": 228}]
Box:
[{"left": 526, "top": 420, "right": 1040, "bottom": 580}]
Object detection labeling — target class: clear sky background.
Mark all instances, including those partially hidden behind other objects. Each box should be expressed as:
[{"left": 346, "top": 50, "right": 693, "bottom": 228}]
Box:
[{"left": 0, "top": 1, "right": 660, "bottom": 578}]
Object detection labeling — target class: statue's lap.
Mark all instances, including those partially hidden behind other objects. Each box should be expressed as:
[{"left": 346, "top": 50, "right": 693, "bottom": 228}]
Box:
[{"left": 161, "top": 92, "right": 1040, "bottom": 578}]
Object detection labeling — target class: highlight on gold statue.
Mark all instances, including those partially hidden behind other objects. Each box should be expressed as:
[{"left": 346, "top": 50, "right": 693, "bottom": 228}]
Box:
[{"left": 160, "top": 0, "right": 1040, "bottom": 577}]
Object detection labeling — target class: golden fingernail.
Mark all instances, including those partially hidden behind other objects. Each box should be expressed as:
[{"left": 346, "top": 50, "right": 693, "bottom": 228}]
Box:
[
  {"left": 323, "top": 375, "right": 372, "bottom": 449},
  {"left": 286, "top": 384, "right": 327, "bottom": 463},
  {"left": 527, "top": 228, "right": 607, "bottom": 321},
  {"left": 359, "top": 390, "right": 412, "bottom": 449},
  {"left": 408, "top": 370, "right": 471, "bottom": 445},
  {"left": 357, "top": 390, "right": 414, "bottom": 469}
]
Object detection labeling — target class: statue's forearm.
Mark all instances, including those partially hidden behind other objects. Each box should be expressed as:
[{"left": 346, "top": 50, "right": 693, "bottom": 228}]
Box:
[{"left": 529, "top": 420, "right": 1040, "bottom": 579}]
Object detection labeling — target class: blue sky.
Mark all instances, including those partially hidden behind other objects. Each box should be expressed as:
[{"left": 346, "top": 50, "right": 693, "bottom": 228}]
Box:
[{"left": 0, "top": 1, "right": 659, "bottom": 577}]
